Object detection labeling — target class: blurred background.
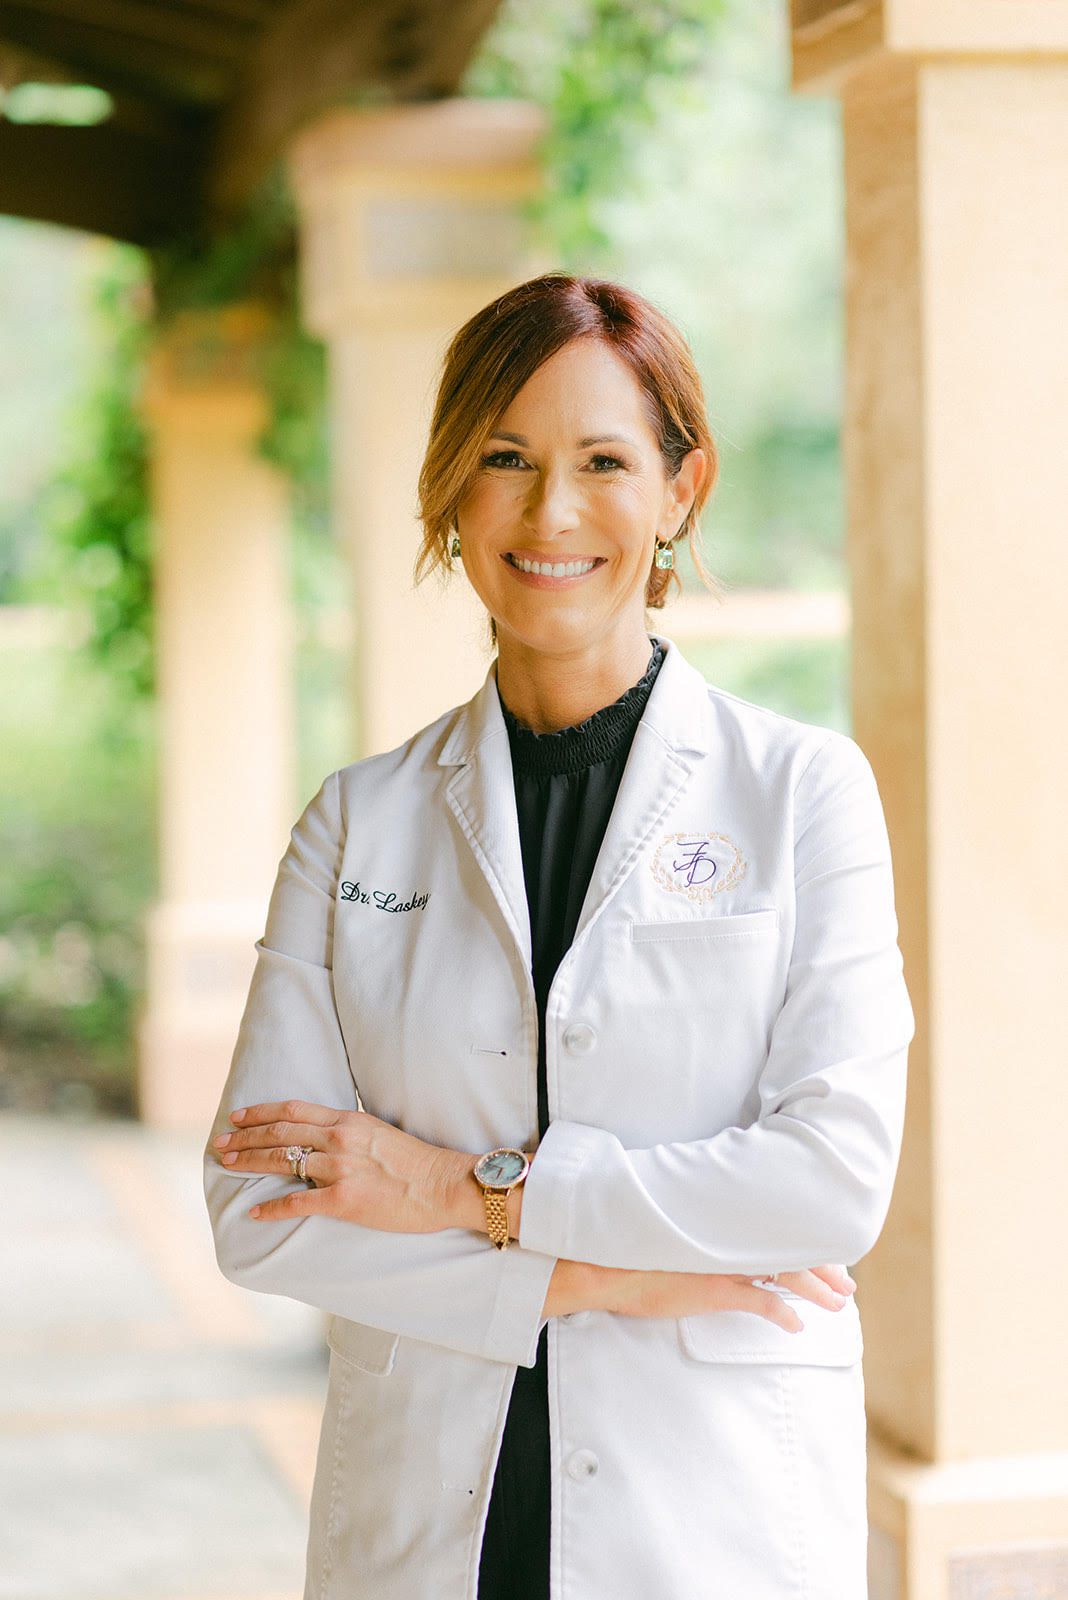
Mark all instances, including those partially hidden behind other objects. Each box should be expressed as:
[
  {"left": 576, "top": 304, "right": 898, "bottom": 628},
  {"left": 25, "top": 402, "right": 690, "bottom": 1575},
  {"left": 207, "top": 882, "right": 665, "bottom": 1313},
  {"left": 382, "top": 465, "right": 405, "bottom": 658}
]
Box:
[
  {"left": 2, "top": 0, "right": 1065, "bottom": 1596},
  {"left": 0, "top": 0, "right": 848, "bottom": 1129}
]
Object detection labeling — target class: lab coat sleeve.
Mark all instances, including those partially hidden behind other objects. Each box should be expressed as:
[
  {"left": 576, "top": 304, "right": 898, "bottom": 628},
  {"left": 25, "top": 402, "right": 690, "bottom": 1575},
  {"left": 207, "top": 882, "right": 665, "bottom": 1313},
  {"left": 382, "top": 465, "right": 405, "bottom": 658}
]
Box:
[
  {"left": 202, "top": 770, "right": 558, "bottom": 1368},
  {"left": 518, "top": 732, "right": 916, "bottom": 1275}
]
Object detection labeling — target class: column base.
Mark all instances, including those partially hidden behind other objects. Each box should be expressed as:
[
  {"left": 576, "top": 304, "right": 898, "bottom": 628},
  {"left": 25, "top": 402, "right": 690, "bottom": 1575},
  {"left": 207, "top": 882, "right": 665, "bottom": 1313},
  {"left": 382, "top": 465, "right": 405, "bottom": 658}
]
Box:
[{"left": 869, "top": 1431, "right": 1068, "bottom": 1599}]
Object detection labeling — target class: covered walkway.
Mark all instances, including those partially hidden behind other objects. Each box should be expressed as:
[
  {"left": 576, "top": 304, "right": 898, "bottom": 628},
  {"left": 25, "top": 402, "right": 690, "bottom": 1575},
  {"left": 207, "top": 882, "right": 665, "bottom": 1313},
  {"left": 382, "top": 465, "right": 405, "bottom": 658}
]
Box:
[{"left": 1, "top": 1109, "right": 324, "bottom": 1600}]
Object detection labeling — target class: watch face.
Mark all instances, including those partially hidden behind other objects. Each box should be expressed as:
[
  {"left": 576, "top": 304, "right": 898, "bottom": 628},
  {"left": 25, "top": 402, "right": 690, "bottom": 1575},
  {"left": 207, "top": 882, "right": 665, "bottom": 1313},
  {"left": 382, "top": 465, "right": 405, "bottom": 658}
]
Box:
[{"left": 475, "top": 1149, "right": 527, "bottom": 1187}]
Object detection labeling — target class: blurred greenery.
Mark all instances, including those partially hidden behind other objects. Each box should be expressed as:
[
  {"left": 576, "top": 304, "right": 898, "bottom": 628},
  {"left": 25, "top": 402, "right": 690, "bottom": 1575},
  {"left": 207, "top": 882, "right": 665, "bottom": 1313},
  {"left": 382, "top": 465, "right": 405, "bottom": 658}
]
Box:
[
  {"left": 685, "top": 635, "right": 850, "bottom": 729},
  {"left": 0, "top": 0, "right": 849, "bottom": 1117},
  {"left": 27, "top": 247, "right": 155, "bottom": 699},
  {"left": 0, "top": 636, "right": 156, "bottom": 1117}
]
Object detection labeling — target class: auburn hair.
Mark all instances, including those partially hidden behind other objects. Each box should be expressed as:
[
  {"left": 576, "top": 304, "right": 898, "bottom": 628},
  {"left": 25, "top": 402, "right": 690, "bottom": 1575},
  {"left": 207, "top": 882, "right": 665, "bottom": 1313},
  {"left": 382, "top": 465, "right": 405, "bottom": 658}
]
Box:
[{"left": 414, "top": 272, "right": 723, "bottom": 647}]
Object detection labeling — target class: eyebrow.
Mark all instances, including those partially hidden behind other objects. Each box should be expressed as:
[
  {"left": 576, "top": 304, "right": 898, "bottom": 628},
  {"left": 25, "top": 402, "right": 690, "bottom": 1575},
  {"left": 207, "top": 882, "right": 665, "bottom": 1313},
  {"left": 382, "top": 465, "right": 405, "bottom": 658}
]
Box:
[{"left": 487, "top": 431, "right": 638, "bottom": 449}]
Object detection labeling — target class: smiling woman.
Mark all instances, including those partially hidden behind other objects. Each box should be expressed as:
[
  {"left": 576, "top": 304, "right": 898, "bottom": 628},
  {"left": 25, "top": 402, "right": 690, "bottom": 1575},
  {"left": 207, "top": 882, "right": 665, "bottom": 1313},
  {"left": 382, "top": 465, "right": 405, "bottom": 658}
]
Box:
[
  {"left": 415, "top": 273, "right": 725, "bottom": 681},
  {"left": 203, "top": 271, "right": 914, "bottom": 1600}
]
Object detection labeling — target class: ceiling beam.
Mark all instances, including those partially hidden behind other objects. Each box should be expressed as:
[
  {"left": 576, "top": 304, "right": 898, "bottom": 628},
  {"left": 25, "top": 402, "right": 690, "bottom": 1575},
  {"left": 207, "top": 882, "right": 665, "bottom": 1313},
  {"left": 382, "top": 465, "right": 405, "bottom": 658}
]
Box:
[
  {"left": 0, "top": 5, "right": 233, "bottom": 102},
  {"left": 0, "top": 118, "right": 207, "bottom": 244},
  {"left": 0, "top": 37, "right": 210, "bottom": 145},
  {"left": 206, "top": 0, "right": 505, "bottom": 221},
  {"left": 2, "top": 0, "right": 256, "bottom": 60}
]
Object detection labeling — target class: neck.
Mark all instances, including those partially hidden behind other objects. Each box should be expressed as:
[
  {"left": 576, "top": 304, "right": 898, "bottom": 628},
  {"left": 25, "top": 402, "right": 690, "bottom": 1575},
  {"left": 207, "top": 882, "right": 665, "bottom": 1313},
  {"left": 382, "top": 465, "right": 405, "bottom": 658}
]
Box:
[{"left": 494, "top": 625, "right": 658, "bottom": 734}]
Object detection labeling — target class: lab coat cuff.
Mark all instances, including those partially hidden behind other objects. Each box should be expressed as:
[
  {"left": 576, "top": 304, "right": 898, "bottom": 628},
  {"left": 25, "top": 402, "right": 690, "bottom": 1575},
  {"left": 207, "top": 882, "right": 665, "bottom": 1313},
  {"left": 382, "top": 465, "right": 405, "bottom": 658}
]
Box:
[
  {"left": 483, "top": 1238, "right": 558, "bottom": 1368},
  {"left": 519, "top": 1119, "right": 612, "bottom": 1261}
]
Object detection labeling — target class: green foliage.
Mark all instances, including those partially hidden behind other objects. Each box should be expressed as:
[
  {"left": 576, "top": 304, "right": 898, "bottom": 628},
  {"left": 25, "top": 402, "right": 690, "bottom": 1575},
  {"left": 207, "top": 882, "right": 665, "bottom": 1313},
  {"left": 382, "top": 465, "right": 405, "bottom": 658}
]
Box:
[
  {"left": 0, "top": 636, "right": 156, "bottom": 1118},
  {"left": 686, "top": 634, "right": 851, "bottom": 730},
  {"left": 464, "top": 0, "right": 726, "bottom": 266},
  {"left": 150, "top": 166, "right": 298, "bottom": 322},
  {"left": 148, "top": 167, "right": 330, "bottom": 527},
  {"left": 26, "top": 247, "right": 156, "bottom": 698},
  {"left": 22, "top": 168, "right": 332, "bottom": 703}
]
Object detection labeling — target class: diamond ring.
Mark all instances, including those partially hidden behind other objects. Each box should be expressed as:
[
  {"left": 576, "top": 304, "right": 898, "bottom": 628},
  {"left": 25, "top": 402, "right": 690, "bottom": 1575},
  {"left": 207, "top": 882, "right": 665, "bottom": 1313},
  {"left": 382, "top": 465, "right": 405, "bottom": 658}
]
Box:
[{"left": 285, "top": 1143, "right": 315, "bottom": 1185}]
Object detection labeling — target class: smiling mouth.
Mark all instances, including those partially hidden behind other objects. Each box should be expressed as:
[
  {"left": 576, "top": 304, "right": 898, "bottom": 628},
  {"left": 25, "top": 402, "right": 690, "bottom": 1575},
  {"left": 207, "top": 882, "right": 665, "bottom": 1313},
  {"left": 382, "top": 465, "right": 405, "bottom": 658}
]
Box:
[{"left": 503, "top": 553, "right": 606, "bottom": 578}]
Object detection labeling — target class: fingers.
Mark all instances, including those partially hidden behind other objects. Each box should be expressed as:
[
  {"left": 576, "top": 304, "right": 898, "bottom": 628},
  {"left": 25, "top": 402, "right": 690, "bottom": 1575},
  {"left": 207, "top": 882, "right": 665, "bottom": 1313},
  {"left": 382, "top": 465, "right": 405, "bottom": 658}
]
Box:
[
  {"left": 818, "top": 1263, "right": 858, "bottom": 1294},
  {"left": 215, "top": 1145, "right": 328, "bottom": 1181},
  {"left": 227, "top": 1100, "right": 345, "bottom": 1129},
  {"left": 753, "top": 1288, "right": 804, "bottom": 1333},
  {"left": 775, "top": 1264, "right": 857, "bottom": 1309},
  {"left": 247, "top": 1185, "right": 333, "bottom": 1221},
  {"left": 213, "top": 1120, "right": 329, "bottom": 1155},
  {"left": 211, "top": 1121, "right": 332, "bottom": 1188}
]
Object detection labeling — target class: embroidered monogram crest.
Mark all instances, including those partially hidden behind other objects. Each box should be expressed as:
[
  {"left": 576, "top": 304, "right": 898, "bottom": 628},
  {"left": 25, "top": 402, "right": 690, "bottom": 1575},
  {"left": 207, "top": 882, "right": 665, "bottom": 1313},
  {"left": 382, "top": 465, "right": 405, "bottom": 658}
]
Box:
[{"left": 650, "top": 832, "right": 747, "bottom": 904}]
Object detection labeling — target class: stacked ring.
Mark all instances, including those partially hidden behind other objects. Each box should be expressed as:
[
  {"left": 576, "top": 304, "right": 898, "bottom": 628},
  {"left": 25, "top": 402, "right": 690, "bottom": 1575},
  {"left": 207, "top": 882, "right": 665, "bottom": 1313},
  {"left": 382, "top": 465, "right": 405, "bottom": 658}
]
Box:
[{"left": 285, "top": 1143, "right": 316, "bottom": 1187}]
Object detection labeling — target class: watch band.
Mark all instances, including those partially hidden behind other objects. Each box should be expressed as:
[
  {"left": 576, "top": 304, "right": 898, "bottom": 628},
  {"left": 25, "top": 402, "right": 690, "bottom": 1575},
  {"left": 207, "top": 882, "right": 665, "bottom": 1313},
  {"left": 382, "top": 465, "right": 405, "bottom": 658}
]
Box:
[
  {"left": 483, "top": 1188, "right": 511, "bottom": 1250},
  {"left": 473, "top": 1147, "right": 529, "bottom": 1250}
]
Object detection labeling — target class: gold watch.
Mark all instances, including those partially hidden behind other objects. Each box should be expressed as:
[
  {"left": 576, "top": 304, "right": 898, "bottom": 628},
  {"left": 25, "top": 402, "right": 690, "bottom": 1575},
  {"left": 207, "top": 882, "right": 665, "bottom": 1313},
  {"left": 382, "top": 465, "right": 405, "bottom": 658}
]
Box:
[{"left": 472, "top": 1148, "right": 530, "bottom": 1249}]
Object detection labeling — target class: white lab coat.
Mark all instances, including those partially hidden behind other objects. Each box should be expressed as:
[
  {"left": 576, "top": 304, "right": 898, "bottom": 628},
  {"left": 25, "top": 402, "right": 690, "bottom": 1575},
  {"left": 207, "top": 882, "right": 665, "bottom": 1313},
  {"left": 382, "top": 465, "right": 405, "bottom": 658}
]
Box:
[{"left": 203, "top": 630, "right": 915, "bottom": 1600}]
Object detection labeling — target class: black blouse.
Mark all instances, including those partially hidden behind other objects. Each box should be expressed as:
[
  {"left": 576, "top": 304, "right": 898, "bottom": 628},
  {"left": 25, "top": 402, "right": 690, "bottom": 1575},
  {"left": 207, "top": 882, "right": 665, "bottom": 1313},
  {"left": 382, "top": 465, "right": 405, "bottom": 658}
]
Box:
[{"left": 477, "top": 635, "right": 666, "bottom": 1600}]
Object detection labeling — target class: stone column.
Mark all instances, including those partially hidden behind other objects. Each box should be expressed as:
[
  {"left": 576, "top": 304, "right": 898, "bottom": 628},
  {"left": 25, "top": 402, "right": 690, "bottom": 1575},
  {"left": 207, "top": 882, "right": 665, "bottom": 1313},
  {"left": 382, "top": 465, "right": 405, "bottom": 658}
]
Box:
[
  {"left": 792, "top": 8, "right": 1068, "bottom": 1596},
  {"left": 286, "top": 98, "right": 548, "bottom": 756},
  {"left": 137, "top": 303, "right": 296, "bottom": 1130}
]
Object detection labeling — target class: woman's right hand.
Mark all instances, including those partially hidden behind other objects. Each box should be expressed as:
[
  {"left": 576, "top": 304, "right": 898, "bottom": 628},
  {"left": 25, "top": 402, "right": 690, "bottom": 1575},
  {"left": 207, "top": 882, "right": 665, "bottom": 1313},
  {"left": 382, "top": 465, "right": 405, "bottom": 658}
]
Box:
[{"left": 543, "top": 1258, "right": 856, "bottom": 1334}]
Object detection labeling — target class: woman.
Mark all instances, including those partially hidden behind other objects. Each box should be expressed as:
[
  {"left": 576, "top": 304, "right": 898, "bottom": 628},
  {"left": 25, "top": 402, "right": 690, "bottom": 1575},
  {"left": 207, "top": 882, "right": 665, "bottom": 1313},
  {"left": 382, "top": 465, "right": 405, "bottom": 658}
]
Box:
[{"left": 204, "top": 272, "right": 914, "bottom": 1600}]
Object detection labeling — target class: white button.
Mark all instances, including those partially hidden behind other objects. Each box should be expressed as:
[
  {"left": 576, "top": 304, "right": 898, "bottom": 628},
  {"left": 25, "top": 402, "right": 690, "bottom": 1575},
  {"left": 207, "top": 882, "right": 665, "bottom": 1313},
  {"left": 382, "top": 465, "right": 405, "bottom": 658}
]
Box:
[
  {"left": 563, "top": 1022, "right": 597, "bottom": 1055},
  {"left": 562, "top": 1310, "right": 592, "bottom": 1326},
  {"left": 566, "top": 1449, "right": 599, "bottom": 1481}
]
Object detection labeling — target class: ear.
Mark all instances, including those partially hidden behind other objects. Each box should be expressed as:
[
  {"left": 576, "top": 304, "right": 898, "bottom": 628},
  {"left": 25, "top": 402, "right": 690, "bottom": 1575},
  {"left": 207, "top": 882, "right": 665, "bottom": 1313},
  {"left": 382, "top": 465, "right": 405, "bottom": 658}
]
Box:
[{"left": 663, "top": 447, "right": 707, "bottom": 534}]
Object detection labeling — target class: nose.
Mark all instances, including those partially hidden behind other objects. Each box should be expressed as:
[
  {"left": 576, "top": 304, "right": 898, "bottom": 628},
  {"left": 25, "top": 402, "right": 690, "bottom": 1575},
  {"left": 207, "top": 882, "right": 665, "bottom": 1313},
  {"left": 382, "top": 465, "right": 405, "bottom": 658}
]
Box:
[{"left": 521, "top": 465, "right": 581, "bottom": 539}]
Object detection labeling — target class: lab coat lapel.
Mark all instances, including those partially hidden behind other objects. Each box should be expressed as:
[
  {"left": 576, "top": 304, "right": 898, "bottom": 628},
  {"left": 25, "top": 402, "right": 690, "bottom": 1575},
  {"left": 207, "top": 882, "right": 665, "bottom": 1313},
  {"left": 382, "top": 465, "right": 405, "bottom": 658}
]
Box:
[
  {"left": 438, "top": 658, "right": 533, "bottom": 974},
  {"left": 569, "top": 632, "right": 711, "bottom": 946},
  {"left": 436, "top": 633, "right": 712, "bottom": 972}
]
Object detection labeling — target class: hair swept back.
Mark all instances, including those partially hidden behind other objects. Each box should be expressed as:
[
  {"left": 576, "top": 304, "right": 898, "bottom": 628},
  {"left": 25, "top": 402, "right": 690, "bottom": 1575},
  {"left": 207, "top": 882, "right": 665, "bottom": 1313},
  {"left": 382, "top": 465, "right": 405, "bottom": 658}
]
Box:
[{"left": 415, "top": 272, "right": 723, "bottom": 648}]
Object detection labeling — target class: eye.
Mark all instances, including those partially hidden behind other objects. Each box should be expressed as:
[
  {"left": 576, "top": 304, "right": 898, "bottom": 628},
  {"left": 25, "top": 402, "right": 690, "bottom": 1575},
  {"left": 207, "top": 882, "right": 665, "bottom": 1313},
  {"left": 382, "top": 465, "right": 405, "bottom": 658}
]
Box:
[
  {"left": 588, "top": 454, "right": 626, "bottom": 472},
  {"left": 480, "top": 450, "right": 527, "bottom": 469}
]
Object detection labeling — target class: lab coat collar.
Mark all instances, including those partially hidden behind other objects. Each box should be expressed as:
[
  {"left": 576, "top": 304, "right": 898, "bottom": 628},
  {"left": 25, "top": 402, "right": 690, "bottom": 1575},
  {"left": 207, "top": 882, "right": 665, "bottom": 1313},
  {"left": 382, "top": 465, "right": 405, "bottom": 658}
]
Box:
[
  {"left": 437, "top": 632, "right": 713, "bottom": 965},
  {"left": 437, "top": 631, "right": 711, "bottom": 767}
]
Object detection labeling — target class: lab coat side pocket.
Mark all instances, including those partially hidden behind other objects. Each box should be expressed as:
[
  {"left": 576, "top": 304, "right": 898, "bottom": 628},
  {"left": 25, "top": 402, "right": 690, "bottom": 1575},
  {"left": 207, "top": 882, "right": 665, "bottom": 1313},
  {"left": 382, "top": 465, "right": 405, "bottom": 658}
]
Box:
[
  {"left": 677, "top": 1289, "right": 863, "bottom": 1366},
  {"left": 305, "top": 1346, "right": 353, "bottom": 1600},
  {"left": 678, "top": 1300, "right": 869, "bottom": 1598},
  {"left": 304, "top": 1319, "right": 400, "bottom": 1600},
  {"left": 327, "top": 1315, "right": 401, "bottom": 1375}
]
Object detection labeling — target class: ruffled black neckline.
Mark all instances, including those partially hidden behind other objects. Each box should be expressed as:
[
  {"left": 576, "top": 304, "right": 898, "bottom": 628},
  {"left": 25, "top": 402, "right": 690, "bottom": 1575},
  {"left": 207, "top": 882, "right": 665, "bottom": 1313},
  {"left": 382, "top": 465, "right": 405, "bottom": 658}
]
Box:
[{"left": 499, "top": 637, "right": 665, "bottom": 777}]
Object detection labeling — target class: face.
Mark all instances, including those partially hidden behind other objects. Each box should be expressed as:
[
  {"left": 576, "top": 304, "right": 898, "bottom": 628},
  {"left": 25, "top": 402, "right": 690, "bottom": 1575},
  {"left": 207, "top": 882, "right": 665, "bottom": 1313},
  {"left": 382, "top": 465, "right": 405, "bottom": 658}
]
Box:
[{"left": 454, "top": 337, "right": 705, "bottom": 659}]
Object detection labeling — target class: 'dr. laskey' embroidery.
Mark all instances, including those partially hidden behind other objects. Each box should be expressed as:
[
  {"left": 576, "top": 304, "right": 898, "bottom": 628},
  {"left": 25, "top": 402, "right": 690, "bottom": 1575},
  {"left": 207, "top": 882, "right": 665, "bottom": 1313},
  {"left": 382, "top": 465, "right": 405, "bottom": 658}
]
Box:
[{"left": 340, "top": 880, "right": 431, "bottom": 914}]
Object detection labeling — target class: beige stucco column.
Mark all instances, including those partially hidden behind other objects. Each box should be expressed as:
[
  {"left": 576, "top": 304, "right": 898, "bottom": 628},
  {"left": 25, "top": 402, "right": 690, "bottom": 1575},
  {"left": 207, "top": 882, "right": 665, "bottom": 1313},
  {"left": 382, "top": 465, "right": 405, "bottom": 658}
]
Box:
[
  {"left": 137, "top": 303, "right": 295, "bottom": 1130},
  {"left": 792, "top": 7, "right": 1068, "bottom": 1596},
  {"left": 286, "top": 98, "right": 549, "bottom": 757}
]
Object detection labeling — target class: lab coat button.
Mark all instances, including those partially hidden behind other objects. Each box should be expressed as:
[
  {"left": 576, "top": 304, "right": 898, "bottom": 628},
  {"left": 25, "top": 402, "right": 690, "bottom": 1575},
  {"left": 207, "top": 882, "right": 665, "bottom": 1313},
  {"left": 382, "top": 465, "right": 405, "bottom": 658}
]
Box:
[
  {"left": 566, "top": 1450, "right": 599, "bottom": 1481},
  {"left": 563, "top": 1022, "right": 597, "bottom": 1055}
]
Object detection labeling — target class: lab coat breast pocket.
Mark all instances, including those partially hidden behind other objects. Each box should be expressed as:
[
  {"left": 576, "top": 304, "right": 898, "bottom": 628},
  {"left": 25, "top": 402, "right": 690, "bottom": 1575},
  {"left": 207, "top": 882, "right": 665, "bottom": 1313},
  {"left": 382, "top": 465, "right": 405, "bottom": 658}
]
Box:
[
  {"left": 613, "top": 907, "right": 788, "bottom": 1119},
  {"left": 674, "top": 1297, "right": 869, "bottom": 1598}
]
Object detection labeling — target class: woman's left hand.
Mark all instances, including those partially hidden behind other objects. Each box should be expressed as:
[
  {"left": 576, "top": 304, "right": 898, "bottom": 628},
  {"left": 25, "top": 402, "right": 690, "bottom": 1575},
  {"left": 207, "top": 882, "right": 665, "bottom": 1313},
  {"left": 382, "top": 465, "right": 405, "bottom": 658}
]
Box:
[{"left": 212, "top": 1100, "right": 475, "bottom": 1232}]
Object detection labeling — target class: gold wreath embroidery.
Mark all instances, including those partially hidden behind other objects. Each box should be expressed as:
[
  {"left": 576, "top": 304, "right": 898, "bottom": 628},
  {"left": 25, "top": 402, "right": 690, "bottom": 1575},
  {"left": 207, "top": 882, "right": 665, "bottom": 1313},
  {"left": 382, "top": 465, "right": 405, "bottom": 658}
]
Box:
[{"left": 650, "top": 831, "right": 748, "bottom": 904}]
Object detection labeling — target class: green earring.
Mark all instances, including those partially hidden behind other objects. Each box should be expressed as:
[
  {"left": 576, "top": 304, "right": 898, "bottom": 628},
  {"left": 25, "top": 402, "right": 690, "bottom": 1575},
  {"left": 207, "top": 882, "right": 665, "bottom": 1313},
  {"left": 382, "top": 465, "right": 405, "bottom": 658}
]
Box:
[
  {"left": 654, "top": 539, "right": 674, "bottom": 570},
  {"left": 449, "top": 535, "right": 461, "bottom": 559}
]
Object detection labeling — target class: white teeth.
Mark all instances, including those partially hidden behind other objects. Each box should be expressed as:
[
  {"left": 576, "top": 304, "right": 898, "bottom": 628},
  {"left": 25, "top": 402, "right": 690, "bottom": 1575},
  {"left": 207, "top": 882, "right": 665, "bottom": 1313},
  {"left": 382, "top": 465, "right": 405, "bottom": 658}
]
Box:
[{"left": 508, "top": 554, "right": 598, "bottom": 577}]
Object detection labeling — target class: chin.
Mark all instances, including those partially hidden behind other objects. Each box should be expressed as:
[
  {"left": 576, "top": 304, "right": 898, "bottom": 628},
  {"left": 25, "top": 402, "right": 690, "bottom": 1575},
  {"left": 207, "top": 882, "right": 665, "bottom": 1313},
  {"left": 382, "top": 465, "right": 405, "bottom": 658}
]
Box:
[{"left": 495, "top": 608, "right": 597, "bottom": 654}]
